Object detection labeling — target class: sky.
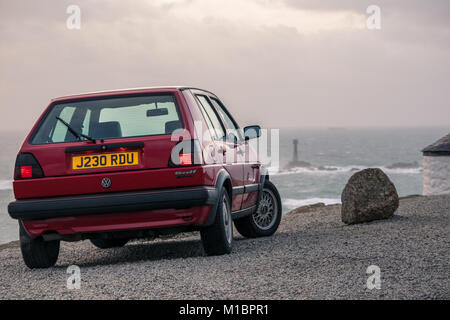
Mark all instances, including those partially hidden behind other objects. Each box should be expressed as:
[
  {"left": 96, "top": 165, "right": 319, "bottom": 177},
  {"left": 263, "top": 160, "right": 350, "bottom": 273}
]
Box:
[{"left": 0, "top": 0, "right": 449, "bottom": 131}]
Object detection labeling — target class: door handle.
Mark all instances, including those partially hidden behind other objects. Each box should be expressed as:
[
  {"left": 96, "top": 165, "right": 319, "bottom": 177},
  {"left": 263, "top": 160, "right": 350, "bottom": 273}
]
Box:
[{"left": 251, "top": 164, "right": 260, "bottom": 169}]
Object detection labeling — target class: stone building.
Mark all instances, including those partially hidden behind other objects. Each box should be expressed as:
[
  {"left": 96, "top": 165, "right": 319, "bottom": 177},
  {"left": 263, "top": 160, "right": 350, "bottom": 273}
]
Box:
[{"left": 422, "top": 133, "right": 450, "bottom": 195}]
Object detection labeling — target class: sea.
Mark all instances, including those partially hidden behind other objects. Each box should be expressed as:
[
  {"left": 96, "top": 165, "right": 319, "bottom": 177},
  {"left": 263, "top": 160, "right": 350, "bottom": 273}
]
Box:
[{"left": 0, "top": 127, "right": 448, "bottom": 244}]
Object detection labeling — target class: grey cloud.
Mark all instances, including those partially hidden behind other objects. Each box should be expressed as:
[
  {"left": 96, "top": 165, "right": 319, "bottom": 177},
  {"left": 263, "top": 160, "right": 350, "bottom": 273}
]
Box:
[
  {"left": 0, "top": 0, "right": 449, "bottom": 131},
  {"left": 283, "top": 0, "right": 450, "bottom": 27}
]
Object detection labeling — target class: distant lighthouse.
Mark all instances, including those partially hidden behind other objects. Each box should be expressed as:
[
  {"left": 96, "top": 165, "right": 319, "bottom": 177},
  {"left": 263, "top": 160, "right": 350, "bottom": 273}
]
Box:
[
  {"left": 285, "top": 139, "right": 311, "bottom": 170},
  {"left": 293, "top": 139, "right": 299, "bottom": 163}
]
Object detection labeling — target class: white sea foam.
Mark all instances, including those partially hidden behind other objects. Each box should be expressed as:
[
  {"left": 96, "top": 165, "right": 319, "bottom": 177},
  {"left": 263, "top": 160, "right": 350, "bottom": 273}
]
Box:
[
  {"left": 0, "top": 180, "right": 12, "bottom": 190},
  {"left": 380, "top": 167, "right": 422, "bottom": 174},
  {"left": 268, "top": 165, "right": 363, "bottom": 175},
  {"left": 283, "top": 197, "right": 341, "bottom": 210},
  {"left": 268, "top": 165, "right": 422, "bottom": 176}
]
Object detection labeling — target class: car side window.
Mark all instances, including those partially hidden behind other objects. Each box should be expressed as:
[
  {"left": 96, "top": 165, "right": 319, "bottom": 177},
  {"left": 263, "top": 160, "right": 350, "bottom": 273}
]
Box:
[
  {"left": 196, "top": 95, "right": 225, "bottom": 141},
  {"left": 209, "top": 98, "right": 243, "bottom": 143}
]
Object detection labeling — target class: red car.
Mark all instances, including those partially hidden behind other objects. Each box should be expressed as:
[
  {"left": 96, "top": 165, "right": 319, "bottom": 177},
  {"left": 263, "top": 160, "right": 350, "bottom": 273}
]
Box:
[{"left": 8, "top": 87, "right": 282, "bottom": 268}]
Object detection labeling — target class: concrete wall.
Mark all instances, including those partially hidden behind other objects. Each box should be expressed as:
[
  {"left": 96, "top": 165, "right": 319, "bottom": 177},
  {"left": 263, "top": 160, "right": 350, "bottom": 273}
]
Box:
[{"left": 423, "top": 156, "right": 450, "bottom": 195}]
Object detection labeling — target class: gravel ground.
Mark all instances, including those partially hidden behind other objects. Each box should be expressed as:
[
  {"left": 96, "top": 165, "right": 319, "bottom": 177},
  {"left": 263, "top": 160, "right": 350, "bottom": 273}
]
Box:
[{"left": 0, "top": 195, "right": 449, "bottom": 300}]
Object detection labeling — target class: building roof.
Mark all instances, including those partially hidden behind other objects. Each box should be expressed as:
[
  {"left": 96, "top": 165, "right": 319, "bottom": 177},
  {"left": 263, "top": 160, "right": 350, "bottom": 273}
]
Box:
[{"left": 422, "top": 133, "right": 450, "bottom": 155}]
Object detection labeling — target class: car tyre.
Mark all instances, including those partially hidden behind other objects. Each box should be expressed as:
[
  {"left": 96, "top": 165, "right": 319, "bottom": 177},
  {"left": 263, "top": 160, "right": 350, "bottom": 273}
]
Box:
[
  {"left": 234, "top": 180, "right": 282, "bottom": 238},
  {"left": 19, "top": 221, "right": 60, "bottom": 269},
  {"left": 201, "top": 188, "right": 233, "bottom": 256},
  {"left": 90, "top": 238, "right": 129, "bottom": 249}
]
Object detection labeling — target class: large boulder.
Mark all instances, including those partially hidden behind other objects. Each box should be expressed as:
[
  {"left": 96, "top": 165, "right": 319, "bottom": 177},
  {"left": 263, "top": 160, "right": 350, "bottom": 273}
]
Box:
[{"left": 341, "top": 168, "right": 399, "bottom": 224}]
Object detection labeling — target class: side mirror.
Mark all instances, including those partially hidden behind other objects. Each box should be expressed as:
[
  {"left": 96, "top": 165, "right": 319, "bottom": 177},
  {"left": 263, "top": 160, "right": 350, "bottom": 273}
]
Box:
[{"left": 244, "top": 125, "right": 261, "bottom": 141}]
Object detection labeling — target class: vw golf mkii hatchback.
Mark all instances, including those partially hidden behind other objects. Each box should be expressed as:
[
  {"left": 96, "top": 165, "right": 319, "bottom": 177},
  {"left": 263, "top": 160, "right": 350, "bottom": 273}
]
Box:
[{"left": 8, "top": 87, "right": 282, "bottom": 268}]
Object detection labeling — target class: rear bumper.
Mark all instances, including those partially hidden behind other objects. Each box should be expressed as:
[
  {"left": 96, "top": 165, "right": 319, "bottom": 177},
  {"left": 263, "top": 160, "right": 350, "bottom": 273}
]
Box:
[{"left": 8, "top": 186, "right": 218, "bottom": 221}]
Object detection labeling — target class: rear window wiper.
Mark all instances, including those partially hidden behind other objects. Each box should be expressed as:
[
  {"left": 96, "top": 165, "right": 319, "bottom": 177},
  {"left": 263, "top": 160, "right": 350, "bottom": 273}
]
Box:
[{"left": 56, "top": 116, "right": 97, "bottom": 143}]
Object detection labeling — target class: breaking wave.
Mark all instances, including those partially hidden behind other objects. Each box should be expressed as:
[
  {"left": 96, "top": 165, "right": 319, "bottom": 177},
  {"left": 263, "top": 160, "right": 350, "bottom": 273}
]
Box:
[{"left": 267, "top": 165, "right": 422, "bottom": 176}]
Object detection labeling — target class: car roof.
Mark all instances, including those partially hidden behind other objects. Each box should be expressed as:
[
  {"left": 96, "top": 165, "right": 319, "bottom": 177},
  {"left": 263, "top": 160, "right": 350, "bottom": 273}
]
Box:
[{"left": 51, "top": 86, "right": 217, "bottom": 102}]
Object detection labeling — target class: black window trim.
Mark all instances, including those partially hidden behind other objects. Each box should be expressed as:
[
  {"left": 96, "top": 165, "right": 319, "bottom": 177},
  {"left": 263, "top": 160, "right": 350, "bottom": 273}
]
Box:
[
  {"left": 194, "top": 94, "right": 227, "bottom": 142},
  {"left": 208, "top": 96, "right": 244, "bottom": 143}
]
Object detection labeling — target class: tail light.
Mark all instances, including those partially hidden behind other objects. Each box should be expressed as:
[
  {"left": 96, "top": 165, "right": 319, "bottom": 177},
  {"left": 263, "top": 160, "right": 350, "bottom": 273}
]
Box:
[
  {"left": 169, "top": 140, "right": 203, "bottom": 167},
  {"left": 14, "top": 153, "right": 44, "bottom": 180},
  {"left": 179, "top": 153, "right": 193, "bottom": 166}
]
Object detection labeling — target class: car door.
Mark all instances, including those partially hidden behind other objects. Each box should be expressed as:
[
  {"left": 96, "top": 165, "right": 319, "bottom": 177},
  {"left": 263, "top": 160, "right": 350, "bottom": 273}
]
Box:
[
  {"left": 194, "top": 93, "right": 244, "bottom": 212},
  {"left": 209, "top": 97, "right": 260, "bottom": 209},
  {"left": 208, "top": 96, "right": 258, "bottom": 211}
]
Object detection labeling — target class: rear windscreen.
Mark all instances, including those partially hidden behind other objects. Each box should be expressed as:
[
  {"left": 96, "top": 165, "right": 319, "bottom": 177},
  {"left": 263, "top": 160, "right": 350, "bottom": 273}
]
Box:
[{"left": 31, "top": 94, "right": 183, "bottom": 145}]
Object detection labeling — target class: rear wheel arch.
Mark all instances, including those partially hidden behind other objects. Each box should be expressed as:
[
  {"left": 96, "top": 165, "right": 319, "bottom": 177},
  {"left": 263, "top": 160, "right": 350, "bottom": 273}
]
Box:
[
  {"left": 204, "top": 170, "right": 232, "bottom": 227},
  {"left": 222, "top": 178, "right": 232, "bottom": 200},
  {"left": 215, "top": 169, "right": 233, "bottom": 198}
]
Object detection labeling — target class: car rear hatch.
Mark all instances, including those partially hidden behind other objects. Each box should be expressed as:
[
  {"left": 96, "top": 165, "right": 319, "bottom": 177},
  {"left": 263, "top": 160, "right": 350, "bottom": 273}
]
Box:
[{"left": 14, "top": 91, "right": 200, "bottom": 199}]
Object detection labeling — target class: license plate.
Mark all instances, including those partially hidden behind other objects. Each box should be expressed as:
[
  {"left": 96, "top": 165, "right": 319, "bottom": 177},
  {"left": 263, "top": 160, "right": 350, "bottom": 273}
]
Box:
[{"left": 72, "top": 152, "right": 139, "bottom": 170}]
